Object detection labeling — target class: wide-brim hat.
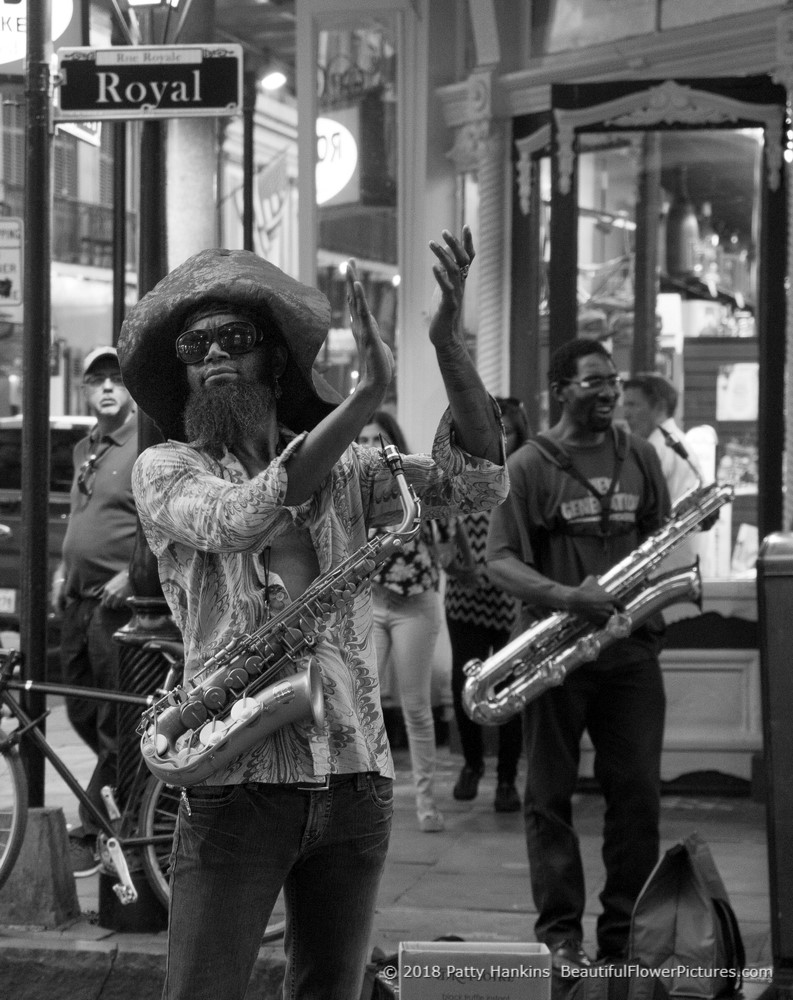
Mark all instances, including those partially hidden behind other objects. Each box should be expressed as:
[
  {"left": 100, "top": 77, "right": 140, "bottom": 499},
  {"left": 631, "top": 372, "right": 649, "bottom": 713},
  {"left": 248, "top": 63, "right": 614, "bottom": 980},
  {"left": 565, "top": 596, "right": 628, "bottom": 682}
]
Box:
[{"left": 117, "top": 248, "right": 341, "bottom": 441}]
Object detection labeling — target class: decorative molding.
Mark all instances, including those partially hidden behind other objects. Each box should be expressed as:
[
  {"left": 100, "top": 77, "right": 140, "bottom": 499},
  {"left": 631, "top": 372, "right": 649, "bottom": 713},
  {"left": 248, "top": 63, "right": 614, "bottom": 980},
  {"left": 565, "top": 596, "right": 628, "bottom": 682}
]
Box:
[
  {"left": 514, "top": 124, "right": 551, "bottom": 215},
  {"left": 498, "top": 7, "right": 781, "bottom": 119},
  {"left": 554, "top": 81, "right": 784, "bottom": 194}
]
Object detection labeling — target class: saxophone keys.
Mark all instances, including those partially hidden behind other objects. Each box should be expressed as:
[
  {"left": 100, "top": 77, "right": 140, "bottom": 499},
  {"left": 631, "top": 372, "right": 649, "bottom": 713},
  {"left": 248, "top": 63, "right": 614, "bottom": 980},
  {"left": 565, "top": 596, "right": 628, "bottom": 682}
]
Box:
[
  {"left": 198, "top": 719, "right": 230, "bottom": 747},
  {"left": 202, "top": 685, "right": 227, "bottom": 711},
  {"left": 229, "top": 697, "right": 259, "bottom": 722},
  {"left": 244, "top": 655, "right": 264, "bottom": 675},
  {"left": 225, "top": 667, "right": 249, "bottom": 690},
  {"left": 180, "top": 700, "right": 209, "bottom": 730}
]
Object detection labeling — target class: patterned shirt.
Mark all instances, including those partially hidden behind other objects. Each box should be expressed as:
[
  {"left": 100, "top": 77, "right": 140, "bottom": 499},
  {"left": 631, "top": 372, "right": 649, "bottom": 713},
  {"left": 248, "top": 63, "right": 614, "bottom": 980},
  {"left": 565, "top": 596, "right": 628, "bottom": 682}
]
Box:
[
  {"left": 371, "top": 521, "right": 442, "bottom": 596},
  {"left": 132, "top": 409, "right": 508, "bottom": 784},
  {"left": 444, "top": 509, "right": 519, "bottom": 631}
]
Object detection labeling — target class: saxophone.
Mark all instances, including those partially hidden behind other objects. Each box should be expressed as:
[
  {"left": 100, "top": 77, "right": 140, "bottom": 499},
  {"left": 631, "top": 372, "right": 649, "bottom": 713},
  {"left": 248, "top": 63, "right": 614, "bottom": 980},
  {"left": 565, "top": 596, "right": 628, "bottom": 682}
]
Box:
[
  {"left": 462, "top": 481, "right": 733, "bottom": 725},
  {"left": 139, "top": 444, "right": 421, "bottom": 786}
]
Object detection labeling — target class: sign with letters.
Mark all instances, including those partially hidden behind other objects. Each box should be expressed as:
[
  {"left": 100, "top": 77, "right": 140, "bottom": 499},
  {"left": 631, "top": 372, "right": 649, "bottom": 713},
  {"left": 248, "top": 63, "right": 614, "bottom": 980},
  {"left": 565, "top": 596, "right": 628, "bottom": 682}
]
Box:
[
  {"left": 54, "top": 44, "right": 242, "bottom": 121},
  {"left": 0, "top": 0, "right": 82, "bottom": 75},
  {"left": 0, "top": 218, "right": 22, "bottom": 306}
]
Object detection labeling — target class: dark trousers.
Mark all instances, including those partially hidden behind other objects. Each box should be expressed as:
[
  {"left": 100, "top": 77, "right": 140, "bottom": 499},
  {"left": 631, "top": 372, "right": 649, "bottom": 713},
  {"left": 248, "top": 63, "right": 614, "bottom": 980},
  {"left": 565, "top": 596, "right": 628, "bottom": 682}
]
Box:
[
  {"left": 523, "top": 656, "right": 666, "bottom": 958},
  {"left": 60, "top": 597, "right": 130, "bottom": 834},
  {"left": 447, "top": 616, "right": 523, "bottom": 784}
]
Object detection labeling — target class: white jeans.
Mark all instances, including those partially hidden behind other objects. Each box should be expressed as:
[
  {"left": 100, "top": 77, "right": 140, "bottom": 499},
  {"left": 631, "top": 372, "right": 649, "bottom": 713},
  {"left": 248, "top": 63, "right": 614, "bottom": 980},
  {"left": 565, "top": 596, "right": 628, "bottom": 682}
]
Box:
[{"left": 372, "top": 584, "right": 442, "bottom": 822}]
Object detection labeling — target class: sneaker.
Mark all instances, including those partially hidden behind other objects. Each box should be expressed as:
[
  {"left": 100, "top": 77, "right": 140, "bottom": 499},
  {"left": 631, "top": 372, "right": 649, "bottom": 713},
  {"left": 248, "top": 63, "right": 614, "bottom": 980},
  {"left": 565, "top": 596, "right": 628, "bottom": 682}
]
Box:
[
  {"left": 494, "top": 781, "right": 521, "bottom": 813},
  {"left": 69, "top": 835, "right": 101, "bottom": 877},
  {"left": 453, "top": 764, "right": 483, "bottom": 801},
  {"left": 550, "top": 939, "right": 591, "bottom": 973},
  {"left": 418, "top": 809, "right": 445, "bottom": 833}
]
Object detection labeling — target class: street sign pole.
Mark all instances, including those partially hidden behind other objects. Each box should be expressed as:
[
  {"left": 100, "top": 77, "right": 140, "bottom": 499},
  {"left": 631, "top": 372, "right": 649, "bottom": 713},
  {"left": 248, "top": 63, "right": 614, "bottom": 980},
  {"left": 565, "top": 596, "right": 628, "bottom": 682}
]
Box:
[{"left": 21, "top": 0, "right": 52, "bottom": 807}]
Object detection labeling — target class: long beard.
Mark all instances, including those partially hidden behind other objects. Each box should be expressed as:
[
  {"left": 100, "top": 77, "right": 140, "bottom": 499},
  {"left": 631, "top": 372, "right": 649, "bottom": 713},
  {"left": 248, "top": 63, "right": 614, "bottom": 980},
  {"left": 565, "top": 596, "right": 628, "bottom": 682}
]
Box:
[{"left": 184, "top": 380, "right": 276, "bottom": 458}]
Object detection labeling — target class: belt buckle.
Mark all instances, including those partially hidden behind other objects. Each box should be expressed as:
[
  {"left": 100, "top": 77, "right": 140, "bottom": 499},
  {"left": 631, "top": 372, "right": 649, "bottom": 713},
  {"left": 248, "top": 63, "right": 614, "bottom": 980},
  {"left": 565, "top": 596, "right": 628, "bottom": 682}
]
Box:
[{"left": 296, "top": 775, "right": 331, "bottom": 792}]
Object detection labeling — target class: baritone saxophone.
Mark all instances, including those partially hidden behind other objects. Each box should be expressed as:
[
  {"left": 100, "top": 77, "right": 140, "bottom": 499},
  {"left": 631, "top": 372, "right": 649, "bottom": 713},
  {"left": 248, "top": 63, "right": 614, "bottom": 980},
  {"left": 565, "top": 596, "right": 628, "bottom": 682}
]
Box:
[
  {"left": 462, "top": 481, "right": 733, "bottom": 725},
  {"left": 139, "top": 443, "right": 421, "bottom": 786}
]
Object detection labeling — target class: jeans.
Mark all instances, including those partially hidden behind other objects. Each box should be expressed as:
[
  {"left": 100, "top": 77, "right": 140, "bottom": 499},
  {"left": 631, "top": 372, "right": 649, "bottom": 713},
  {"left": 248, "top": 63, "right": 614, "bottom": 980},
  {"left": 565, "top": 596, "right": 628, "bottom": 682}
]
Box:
[
  {"left": 59, "top": 597, "right": 130, "bottom": 834},
  {"left": 372, "top": 585, "right": 441, "bottom": 821},
  {"left": 163, "top": 773, "right": 393, "bottom": 1000},
  {"left": 523, "top": 656, "right": 665, "bottom": 958},
  {"left": 447, "top": 616, "right": 522, "bottom": 784}
]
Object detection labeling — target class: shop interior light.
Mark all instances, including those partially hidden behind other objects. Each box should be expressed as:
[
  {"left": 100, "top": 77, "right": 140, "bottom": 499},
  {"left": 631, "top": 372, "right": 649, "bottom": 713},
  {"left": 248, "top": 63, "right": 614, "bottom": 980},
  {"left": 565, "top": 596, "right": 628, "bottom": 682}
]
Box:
[
  {"left": 127, "top": 0, "right": 181, "bottom": 8},
  {"left": 260, "top": 68, "right": 288, "bottom": 91}
]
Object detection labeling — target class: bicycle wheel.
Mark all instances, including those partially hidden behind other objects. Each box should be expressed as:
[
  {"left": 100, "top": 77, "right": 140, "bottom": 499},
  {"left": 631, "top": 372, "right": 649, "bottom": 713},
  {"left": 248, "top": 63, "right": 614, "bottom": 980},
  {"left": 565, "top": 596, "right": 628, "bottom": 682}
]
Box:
[
  {"left": 0, "top": 730, "right": 28, "bottom": 891},
  {"left": 137, "top": 775, "right": 286, "bottom": 942}
]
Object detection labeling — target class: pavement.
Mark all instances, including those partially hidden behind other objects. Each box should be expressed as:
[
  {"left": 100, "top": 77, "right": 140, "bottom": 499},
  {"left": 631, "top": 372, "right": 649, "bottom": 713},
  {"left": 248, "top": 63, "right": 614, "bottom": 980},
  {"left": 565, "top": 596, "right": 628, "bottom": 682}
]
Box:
[{"left": 0, "top": 702, "right": 775, "bottom": 1000}]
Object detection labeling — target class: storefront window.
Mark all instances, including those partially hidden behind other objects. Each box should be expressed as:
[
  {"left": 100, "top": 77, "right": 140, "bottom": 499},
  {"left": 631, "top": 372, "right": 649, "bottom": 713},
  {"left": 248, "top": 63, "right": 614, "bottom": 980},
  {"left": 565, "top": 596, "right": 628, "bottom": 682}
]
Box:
[
  {"left": 312, "top": 16, "right": 399, "bottom": 407},
  {"left": 574, "top": 128, "right": 763, "bottom": 579}
]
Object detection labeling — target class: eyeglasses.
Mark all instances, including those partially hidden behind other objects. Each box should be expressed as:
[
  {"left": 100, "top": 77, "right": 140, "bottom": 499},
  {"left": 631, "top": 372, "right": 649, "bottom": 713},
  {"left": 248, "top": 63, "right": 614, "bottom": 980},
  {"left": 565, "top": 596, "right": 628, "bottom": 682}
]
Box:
[
  {"left": 561, "top": 374, "right": 623, "bottom": 393},
  {"left": 83, "top": 373, "right": 125, "bottom": 387},
  {"left": 175, "top": 320, "right": 263, "bottom": 365}
]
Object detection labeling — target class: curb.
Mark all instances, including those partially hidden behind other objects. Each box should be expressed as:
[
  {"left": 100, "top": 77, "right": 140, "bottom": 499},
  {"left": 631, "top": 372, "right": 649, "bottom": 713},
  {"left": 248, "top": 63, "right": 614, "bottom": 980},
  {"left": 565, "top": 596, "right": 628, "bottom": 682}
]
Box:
[{"left": 0, "top": 936, "right": 286, "bottom": 1000}]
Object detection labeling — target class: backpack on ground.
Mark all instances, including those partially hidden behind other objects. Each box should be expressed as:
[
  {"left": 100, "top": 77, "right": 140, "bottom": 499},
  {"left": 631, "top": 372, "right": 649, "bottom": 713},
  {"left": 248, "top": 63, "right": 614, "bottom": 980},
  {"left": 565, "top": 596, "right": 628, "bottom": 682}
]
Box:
[{"left": 628, "top": 832, "right": 745, "bottom": 998}]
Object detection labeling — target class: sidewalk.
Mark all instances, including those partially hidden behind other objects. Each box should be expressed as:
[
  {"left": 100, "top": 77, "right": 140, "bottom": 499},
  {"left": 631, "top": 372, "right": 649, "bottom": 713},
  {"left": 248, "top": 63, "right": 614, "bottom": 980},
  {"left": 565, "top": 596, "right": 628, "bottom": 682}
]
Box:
[{"left": 0, "top": 703, "right": 773, "bottom": 999}]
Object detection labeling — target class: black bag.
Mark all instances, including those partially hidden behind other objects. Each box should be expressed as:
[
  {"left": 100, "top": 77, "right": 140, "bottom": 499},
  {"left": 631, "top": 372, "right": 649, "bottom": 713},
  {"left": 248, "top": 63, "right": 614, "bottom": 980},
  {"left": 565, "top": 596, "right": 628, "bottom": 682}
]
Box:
[
  {"left": 567, "top": 964, "right": 669, "bottom": 1000},
  {"left": 628, "top": 832, "right": 745, "bottom": 998}
]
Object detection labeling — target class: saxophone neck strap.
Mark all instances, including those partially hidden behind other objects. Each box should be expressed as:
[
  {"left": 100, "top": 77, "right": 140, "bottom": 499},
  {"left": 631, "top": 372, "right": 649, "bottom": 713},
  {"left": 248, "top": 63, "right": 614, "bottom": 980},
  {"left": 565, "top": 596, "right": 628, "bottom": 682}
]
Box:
[{"left": 533, "top": 426, "right": 628, "bottom": 537}]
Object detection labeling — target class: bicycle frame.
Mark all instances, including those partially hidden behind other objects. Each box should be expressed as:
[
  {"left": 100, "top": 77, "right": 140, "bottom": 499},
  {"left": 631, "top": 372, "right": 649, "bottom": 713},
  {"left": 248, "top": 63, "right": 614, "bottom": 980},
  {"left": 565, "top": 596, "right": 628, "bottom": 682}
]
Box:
[{"left": 1, "top": 662, "right": 174, "bottom": 903}]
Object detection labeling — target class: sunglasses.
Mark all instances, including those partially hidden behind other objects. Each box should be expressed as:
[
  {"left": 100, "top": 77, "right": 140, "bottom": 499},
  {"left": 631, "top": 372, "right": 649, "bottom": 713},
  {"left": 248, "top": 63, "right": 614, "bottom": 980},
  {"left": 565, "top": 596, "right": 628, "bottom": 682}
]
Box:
[
  {"left": 175, "top": 321, "right": 264, "bottom": 365},
  {"left": 77, "top": 454, "right": 99, "bottom": 497}
]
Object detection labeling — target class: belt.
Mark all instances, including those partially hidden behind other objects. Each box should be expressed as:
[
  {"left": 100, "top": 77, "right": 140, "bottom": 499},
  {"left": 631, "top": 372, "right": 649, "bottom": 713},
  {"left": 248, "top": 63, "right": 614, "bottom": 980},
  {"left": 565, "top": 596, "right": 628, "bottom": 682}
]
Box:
[{"left": 294, "top": 772, "right": 374, "bottom": 792}]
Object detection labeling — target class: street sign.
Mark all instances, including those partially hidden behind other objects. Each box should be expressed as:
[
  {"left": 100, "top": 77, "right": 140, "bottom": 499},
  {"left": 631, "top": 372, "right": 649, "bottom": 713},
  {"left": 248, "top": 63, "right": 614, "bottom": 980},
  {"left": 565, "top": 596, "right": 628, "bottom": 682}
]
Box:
[
  {"left": 54, "top": 44, "right": 242, "bottom": 121},
  {"left": 56, "top": 120, "right": 102, "bottom": 147},
  {"left": 0, "top": 218, "right": 23, "bottom": 312}
]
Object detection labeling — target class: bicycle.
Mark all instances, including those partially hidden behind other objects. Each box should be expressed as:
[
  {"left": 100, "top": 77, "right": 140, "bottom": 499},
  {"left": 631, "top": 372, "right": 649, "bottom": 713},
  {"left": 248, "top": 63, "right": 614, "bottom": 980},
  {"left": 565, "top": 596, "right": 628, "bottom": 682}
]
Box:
[{"left": 0, "top": 645, "right": 286, "bottom": 941}]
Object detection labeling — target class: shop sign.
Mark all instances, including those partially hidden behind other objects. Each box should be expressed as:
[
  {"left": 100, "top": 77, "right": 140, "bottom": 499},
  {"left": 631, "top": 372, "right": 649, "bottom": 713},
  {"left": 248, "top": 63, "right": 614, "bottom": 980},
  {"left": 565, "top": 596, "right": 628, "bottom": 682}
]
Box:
[
  {"left": 54, "top": 44, "right": 242, "bottom": 121},
  {"left": 0, "top": 0, "right": 82, "bottom": 76},
  {"left": 0, "top": 218, "right": 23, "bottom": 311},
  {"left": 316, "top": 110, "right": 360, "bottom": 207}
]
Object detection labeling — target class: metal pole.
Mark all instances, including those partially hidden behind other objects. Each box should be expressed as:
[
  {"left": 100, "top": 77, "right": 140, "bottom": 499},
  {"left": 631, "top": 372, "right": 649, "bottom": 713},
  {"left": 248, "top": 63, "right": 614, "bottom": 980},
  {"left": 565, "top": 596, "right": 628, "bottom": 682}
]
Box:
[
  {"left": 243, "top": 68, "right": 256, "bottom": 252},
  {"left": 20, "top": 0, "right": 52, "bottom": 806},
  {"left": 112, "top": 122, "right": 127, "bottom": 342}
]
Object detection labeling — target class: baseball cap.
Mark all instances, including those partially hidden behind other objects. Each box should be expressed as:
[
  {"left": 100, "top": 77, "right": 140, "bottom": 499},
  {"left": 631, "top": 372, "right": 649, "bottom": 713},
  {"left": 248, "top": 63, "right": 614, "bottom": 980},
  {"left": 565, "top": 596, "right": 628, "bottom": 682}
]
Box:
[{"left": 83, "top": 346, "right": 119, "bottom": 377}]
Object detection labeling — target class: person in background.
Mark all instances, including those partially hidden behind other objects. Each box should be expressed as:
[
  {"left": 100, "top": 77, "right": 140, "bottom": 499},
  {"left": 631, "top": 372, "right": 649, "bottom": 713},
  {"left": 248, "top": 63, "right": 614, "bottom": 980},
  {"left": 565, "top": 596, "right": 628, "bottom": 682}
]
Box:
[
  {"left": 445, "top": 396, "right": 530, "bottom": 813},
  {"left": 51, "top": 346, "right": 138, "bottom": 876},
  {"left": 117, "top": 227, "right": 508, "bottom": 1000},
  {"left": 359, "top": 410, "right": 447, "bottom": 833},
  {"left": 622, "top": 372, "right": 708, "bottom": 573},
  {"left": 622, "top": 373, "right": 703, "bottom": 504},
  {"left": 486, "top": 338, "right": 670, "bottom": 971}
]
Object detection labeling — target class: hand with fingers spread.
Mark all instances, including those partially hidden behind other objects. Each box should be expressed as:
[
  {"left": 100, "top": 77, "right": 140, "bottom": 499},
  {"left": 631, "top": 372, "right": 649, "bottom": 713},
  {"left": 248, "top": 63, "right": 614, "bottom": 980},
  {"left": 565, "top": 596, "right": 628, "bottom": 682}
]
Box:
[
  {"left": 428, "top": 226, "right": 475, "bottom": 350},
  {"left": 345, "top": 259, "right": 394, "bottom": 400},
  {"left": 425, "top": 226, "right": 501, "bottom": 464}
]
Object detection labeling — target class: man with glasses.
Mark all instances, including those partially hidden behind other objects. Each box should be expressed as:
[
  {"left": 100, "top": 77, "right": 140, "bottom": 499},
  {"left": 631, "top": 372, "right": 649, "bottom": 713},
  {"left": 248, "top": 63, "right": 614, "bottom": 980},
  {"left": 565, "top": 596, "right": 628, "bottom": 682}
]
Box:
[
  {"left": 486, "top": 337, "right": 671, "bottom": 972},
  {"left": 116, "top": 231, "right": 508, "bottom": 1000},
  {"left": 51, "top": 346, "right": 138, "bottom": 876}
]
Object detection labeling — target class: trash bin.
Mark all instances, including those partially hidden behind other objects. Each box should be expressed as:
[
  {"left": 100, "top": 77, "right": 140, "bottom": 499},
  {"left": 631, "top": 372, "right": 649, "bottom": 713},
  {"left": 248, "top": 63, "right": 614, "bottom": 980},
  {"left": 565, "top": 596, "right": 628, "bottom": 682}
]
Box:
[
  {"left": 756, "top": 532, "right": 793, "bottom": 988},
  {"left": 98, "top": 597, "right": 181, "bottom": 933}
]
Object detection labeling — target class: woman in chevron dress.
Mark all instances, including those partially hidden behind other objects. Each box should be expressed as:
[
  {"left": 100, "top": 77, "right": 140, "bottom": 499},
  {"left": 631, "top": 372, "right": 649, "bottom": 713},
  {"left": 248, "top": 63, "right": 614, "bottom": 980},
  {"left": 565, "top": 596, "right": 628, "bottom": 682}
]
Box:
[{"left": 445, "top": 396, "right": 530, "bottom": 812}]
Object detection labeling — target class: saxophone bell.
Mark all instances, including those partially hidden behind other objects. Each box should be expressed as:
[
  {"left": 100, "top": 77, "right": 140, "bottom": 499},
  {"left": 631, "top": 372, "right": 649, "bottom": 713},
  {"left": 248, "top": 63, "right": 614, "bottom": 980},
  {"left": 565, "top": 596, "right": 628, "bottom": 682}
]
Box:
[
  {"left": 462, "top": 479, "right": 723, "bottom": 726},
  {"left": 142, "top": 658, "right": 325, "bottom": 786}
]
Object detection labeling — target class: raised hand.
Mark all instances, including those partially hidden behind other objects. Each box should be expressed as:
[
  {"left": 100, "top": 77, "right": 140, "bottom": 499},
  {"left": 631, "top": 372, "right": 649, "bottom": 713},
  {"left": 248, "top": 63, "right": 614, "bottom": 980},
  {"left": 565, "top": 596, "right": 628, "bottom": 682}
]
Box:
[
  {"left": 345, "top": 259, "right": 394, "bottom": 398},
  {"left": 427, "top": 226, "right": 475, "bottom": 349}
]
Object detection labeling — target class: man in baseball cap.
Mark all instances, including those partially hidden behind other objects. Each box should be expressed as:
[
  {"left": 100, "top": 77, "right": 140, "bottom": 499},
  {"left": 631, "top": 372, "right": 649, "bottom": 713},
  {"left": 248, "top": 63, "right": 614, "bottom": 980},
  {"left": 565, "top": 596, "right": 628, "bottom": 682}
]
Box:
[{"left": 52, "top": 344, "right": 138, "bottom": 876}]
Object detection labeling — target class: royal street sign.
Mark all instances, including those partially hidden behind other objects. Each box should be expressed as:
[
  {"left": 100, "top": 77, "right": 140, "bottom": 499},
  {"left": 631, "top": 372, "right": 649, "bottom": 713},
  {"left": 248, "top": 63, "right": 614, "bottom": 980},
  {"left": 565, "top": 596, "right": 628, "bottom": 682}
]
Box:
[{"left": 54, "top": 44, "right": 242, "bottom": 121}]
